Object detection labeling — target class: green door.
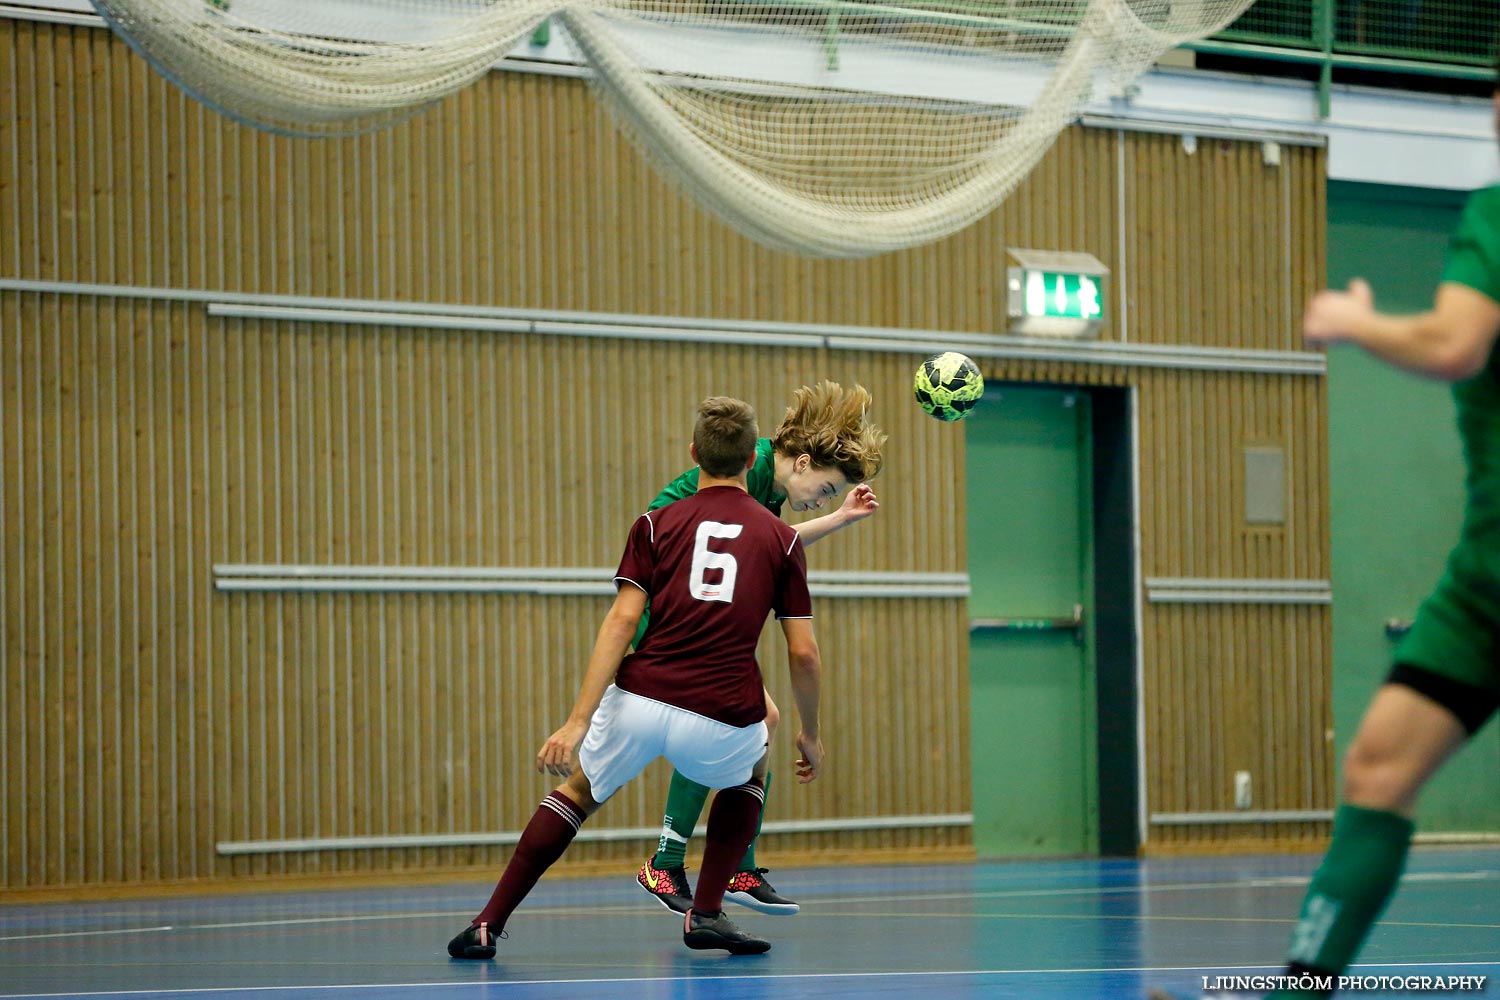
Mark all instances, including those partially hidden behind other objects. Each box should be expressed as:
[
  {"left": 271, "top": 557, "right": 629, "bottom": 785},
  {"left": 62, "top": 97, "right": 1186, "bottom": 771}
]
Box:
[{"left": 966, "top": 385, "right": 1097, "bottom": 856}]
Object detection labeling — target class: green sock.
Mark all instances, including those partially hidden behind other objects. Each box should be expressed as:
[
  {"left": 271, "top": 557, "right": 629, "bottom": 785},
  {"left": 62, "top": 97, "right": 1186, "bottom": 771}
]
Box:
[
  {"left": 737, "top": 770, "right": 770, "bottom": 872},
  {"left": 1267, "top": 803, "right": 1414, "bottom": 998},
  {"left": 652, "top": 770, "right": 710, "bottom": 869}
]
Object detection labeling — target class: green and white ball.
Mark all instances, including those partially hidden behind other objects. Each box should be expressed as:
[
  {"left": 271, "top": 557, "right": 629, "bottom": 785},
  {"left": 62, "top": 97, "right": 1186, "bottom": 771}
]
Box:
[{"left": 913, "top": 352, "right": 984, "bottom": 422}]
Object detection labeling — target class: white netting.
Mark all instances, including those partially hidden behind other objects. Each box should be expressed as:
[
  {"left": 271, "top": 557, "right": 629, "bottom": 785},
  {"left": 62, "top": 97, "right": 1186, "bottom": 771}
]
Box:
[
  {"left": 90, "top": 0, "right": 555, "bottom": 135},
  {"left": 565, "top": 0, "right": 1253, "bottom": 255},
  {"left": 92, "top": 0, "right": 1254, "bottom": 255}
]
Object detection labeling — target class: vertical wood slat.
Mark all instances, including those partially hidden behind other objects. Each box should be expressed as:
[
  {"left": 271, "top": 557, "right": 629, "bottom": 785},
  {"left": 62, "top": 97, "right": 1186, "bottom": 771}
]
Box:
[{"left": 1, "top": 21, "right": 1331, "bottom": 890}]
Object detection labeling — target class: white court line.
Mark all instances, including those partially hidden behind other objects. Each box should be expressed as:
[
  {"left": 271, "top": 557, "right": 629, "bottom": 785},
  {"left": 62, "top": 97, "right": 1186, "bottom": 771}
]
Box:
[
  {"left": 0, "top": 926, "right": 173, "bottom": 942},
  {"left": 2, "top": 870, "right": 1495, "bottom": 943},
  {"left": 3, "top": 962, "right": 1500, "bottom": 998},
  {"left": 0, "top": 911, "right": 471, "bottom": 940},
  {"left": 818, "top": 869, "right": 1496, "bottom": 906},
  {"left": 190, "top": 911, "right": 470, "bottom": 930}
]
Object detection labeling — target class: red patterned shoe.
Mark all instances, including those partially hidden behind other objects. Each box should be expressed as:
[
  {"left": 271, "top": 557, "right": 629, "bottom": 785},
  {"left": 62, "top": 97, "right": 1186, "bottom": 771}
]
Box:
[
  {"left": 637, "top": 859, "right": 693, "bottom": 914},
  {"left": 725, "top": 868, "right": 799, "bottom": 915}
]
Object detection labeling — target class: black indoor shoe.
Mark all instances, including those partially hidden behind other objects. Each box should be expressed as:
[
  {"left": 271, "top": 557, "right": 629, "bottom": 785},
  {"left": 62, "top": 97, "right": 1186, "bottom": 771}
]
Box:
[
  {"left": 447, "top": 921, "right": 503, "bottom": 959},
  {"left": 682, "top": 907, "right": 771, "bottom": 955}
]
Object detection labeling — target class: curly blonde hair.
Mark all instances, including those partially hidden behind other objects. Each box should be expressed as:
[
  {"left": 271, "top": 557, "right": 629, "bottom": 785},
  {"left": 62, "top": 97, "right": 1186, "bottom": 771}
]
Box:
[{"left": 771, "top": 380, "right": 886, "bottom": 484}]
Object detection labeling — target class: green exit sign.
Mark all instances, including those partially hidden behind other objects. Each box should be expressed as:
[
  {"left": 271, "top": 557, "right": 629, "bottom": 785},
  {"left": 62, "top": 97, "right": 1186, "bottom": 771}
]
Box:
[
  {"left": 1021, "top": 270, "right": 1102, "bottom": 320},
  {"left": 1005, "top": 249, "right": 1108, "bottom": 338}
]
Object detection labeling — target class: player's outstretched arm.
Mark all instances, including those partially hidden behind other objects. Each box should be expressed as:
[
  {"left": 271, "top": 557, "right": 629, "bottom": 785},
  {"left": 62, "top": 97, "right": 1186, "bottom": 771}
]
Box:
[
  {"left": 794, "top": 483, "right": 880, "bottom": 547},
  {"left": 537, "top": 584, "right": 648, "bottom": 778},
  {"left": 780, "top": 617, "right": 824, "bottom": 783},
  {"left": 1304, "top": 279, "right": 1500, "bottom": 381}
]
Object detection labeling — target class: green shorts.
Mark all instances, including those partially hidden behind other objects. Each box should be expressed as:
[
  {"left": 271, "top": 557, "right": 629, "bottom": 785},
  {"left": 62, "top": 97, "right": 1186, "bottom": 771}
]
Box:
[{"left": 1392, "top": 561, "right": 1500, "bottom": 731}]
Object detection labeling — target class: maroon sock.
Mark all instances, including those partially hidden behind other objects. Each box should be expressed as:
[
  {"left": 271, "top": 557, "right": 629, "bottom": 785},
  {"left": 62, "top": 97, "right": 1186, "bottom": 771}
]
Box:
[
  {"left": 692, "top": 779, "right": 765, "bottom": 916},
  {"left": 474, "top": 791, "right": 587, "bottom": 928}
]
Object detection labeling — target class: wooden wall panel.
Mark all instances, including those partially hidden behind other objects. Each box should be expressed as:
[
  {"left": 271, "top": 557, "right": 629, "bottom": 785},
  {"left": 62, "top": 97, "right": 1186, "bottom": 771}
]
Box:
[
  {"left": 2, "top": 18, "right": 1330, "bottom": 892},
  {"left": 1143, "top": 602, "right": 1333, "bottom": 850}
]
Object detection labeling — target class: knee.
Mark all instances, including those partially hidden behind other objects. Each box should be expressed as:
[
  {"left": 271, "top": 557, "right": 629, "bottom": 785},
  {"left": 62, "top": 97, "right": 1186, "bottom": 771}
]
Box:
[
  {"left": 560, "top": 772, "right": 602, "bottom": 818},
  {"left": 1340, "top": 735, "right": 1418, "bottom": 813}
]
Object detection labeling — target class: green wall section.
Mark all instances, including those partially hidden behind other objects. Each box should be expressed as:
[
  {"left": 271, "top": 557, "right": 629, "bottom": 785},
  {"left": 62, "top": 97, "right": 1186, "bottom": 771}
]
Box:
[{"left": 1326, "top": 181, "right": 1500, "bottom": 832}]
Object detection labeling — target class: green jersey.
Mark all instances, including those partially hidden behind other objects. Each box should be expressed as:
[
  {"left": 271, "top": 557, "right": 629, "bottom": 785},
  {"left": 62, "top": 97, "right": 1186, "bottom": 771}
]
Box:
[
  {"left": 648, "top": 437, "right": 786, "bottom": 515},
  {"left": 1439, "top": 185, "right": 1500, "bottom": 578},
  {"left": 1394, "top": 186, "right": 1500, "bottom": 698}
]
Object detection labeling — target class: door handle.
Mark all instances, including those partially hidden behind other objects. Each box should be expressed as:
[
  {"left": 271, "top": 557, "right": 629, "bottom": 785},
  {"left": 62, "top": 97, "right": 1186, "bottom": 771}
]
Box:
[{"left": 969, "top": 603, "right": 1084, "bottom": 639}]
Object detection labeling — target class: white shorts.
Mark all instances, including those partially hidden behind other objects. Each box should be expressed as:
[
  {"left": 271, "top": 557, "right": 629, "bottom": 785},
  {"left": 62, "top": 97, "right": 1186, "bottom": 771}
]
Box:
[{"left": 577, "top": 685, "right": 769, "bottom": 802}]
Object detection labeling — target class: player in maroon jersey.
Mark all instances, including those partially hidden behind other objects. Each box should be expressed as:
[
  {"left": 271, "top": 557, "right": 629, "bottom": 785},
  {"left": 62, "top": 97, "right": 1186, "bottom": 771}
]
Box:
[{"left": 447, "top": 396, "right": 824, "bottom": 959}]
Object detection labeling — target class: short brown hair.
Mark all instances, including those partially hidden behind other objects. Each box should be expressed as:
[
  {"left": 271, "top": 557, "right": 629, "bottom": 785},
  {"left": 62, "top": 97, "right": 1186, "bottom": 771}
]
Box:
[
  {"left": 694, "top": 396, "right": 759, "bottom": 478},
  {"left": 772, "top": 380, "right": 886, "bottom": 484}
]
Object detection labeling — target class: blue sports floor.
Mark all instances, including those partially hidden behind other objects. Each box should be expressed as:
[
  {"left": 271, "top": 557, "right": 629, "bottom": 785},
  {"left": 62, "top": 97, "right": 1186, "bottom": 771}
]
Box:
[{"left": 1, "top": 849, "right": 1496, "bottom": 999}]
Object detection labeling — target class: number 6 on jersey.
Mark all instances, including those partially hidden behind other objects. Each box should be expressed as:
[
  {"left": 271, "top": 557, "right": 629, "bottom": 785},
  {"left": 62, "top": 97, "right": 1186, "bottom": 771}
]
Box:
[{"left": 690, "top": 521, "right": 742, "bottom": 603}]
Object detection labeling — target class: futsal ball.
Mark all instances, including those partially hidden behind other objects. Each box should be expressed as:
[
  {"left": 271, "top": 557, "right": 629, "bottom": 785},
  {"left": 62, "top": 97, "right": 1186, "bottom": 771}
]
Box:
[{"left": 913, "top": 352, "right": 984, "bottom": 422}]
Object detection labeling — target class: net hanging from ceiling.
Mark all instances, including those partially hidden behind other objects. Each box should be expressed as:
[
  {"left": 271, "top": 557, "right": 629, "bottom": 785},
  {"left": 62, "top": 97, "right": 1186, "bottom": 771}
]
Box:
[{"left": 92, "top": 0, "right": 1255, "bottom": 256}]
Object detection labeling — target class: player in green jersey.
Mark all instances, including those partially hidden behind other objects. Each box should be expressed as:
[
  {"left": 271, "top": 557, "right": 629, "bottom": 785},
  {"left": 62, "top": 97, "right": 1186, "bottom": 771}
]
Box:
[
  {"left": 1155, "top": 62, "right": 1500, "bottom": 1000},
  {"left": 636, "top": 380, "right": 886, "bottom": 917}
]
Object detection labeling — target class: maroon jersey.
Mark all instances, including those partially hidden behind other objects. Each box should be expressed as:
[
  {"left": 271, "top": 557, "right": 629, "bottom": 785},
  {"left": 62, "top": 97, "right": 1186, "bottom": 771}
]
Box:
[{"left": 613, "top": 485, "right": 812, "bottom": 727}]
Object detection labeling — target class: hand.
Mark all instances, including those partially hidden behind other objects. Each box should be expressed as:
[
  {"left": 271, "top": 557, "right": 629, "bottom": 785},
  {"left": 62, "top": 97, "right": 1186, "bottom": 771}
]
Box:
[
  {"left": 837, "top": 483, "right": 879, "bottom": 523},
  {"left": 536, "top": 719, "right": 587, "bottom": 778},
  {"left": 793, "top": 731, "right": 824, "bottom": 783},
  {"left": 1303, "top": 278, "right": 1375, "bottom": 346}
]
